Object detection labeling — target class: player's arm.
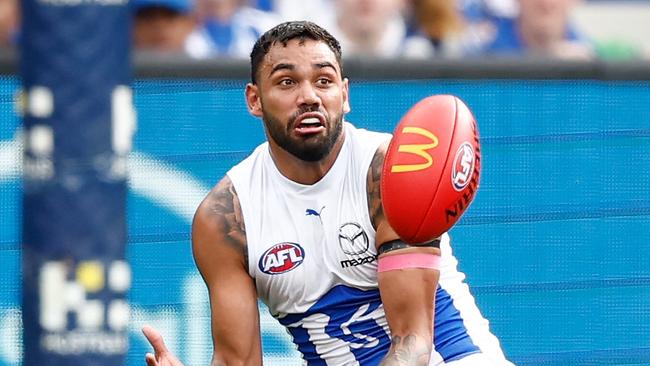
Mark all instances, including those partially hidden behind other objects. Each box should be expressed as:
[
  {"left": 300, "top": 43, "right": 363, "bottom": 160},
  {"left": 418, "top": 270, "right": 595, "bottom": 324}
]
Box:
[
  {"left": 192, "top": 176, "right": 263, "bottom": 365},
  {"left": 142, "top": 176, "right": 261, "bottom": 366},
  {"left": 367, "top": 141, "right": 440, "bottom": 366}
]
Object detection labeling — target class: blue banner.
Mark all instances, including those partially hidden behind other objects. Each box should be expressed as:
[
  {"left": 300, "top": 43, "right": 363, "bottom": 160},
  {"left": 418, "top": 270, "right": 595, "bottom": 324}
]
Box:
[{"left": 20, "top": 0, "right": 132, "bottom": 365}]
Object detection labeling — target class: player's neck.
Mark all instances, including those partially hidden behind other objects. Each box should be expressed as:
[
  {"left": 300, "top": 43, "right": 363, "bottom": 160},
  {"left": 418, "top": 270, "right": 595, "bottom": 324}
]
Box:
[{"left": 268, "top": 132, "right": 346, "bottom": 185}]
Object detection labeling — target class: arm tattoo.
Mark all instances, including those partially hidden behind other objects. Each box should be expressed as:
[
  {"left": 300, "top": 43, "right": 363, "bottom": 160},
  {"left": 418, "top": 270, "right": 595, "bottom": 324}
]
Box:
[
  {"left": 208, "top": 178, "right": 248, "bottom": 265},
  {"left": 367, "top": 143, "right": 388, "bottom": 230},
  {"left": 380, "top": 334, "right": 432, "bottom": 366}
]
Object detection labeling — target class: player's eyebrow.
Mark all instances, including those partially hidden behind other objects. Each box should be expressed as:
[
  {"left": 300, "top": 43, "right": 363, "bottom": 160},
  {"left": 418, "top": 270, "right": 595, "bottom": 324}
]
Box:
[
  {"left": 269, "top": 61, "right": 338, "bottom": 78},
  {"left": 269, "top": 63, "right": 294, "bottom": 77},
  {"left": 315, "top": 62, "right": 338, "bottom": 74}
]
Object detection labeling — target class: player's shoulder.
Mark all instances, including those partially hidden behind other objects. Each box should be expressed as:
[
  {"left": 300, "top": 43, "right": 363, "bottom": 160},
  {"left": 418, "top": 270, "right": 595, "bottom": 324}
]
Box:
[
  {"left": 371, "top": 139, "right": 390, "bottom": 162},
  {"left": 195, "top": 175, "right": 240, "bottom": 223},
  {"left": 192, "top": 176, "right": 244, "bottom": 236},
  {"left": 192, "top": 176, "right": 246, "bottom": 250},
  {"left": 227, "top": 142, "right": 269, "bottom": 183},
  {"left": 192, "top": 175, "right": 249, "bottom": 273}
]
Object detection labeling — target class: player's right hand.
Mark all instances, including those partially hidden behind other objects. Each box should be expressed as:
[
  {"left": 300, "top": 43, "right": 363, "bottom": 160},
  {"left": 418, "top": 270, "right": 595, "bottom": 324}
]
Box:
[{"left": 142, "top": 325, "right": 185, "bottom": 366}]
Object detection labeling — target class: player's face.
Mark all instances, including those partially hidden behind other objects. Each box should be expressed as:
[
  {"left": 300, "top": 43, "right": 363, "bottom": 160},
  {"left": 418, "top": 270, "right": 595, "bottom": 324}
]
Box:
[{"left": 246, "top": 39, "right": 350, "bottom": 162}]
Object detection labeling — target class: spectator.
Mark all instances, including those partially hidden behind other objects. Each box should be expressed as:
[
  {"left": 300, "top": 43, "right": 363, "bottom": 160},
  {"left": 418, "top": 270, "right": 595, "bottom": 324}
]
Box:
[
  {"left": 407, "top": 0, "right": 486, "bottom": 57},
  {"left": 0, "top": 0, "right": 19, "bottom": 48},
  {"left": 456, "top": 0, "right": 518, "bottom": 54},
  {"left": 483, "top": 0, "right": 593, "bottom": 59},
  {"left": 324, "top": 0, "right": 433, "bottom": 59},
  {"left": 192, "top": 0, "right": 280, "bottom": 58},
  {"left": 133, "top": 0, "right": 211, "bottom": 58}
]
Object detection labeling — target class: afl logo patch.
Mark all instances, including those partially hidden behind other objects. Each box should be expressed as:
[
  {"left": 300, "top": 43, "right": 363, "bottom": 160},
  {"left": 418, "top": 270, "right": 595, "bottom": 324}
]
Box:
[
  {"left": 452, "top": 142, "right": 475, "bottom": 191},
  {"left": 259, "top": 242, "right": 305, "bottom": 275}
]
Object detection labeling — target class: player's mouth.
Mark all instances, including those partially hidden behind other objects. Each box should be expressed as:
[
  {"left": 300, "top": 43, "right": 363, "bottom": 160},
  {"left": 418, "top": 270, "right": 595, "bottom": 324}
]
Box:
[{"left": 294, "top": 112, "right": 326, "bottom": 136}]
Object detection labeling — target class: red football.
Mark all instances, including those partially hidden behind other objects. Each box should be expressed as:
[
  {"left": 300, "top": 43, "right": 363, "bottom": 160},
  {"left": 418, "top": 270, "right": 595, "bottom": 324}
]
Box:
[{"left": 381, "top": 95, "right": 481, "bottom": 244}]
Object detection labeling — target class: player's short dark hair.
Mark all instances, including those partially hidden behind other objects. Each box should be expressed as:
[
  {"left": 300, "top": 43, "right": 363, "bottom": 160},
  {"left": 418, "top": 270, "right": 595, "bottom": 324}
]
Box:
[{"left": 250, "top": 21, "right": 343, "bottom": 84}]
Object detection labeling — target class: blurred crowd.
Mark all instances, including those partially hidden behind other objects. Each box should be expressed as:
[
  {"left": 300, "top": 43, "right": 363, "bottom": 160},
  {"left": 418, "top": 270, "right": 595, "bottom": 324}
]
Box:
[
  {"left": 129, "top": 0, "right": 616, "bottom": 60},
  {"left": 0, "top": 0, "right": 648, "bottom": 60}
]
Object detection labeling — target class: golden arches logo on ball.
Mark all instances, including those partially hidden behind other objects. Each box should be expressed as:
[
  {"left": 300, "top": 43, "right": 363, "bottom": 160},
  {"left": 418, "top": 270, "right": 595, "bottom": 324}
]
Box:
[{"left": 390, "top": 126, "right": 439, "bottom": 173}]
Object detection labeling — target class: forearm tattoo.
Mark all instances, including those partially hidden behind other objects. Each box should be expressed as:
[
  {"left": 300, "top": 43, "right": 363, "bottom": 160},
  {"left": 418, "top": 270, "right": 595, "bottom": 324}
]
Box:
[
  {"left": 208, "top": 178, "right": 248, "bottom": 265},
  {"left": 380, "top": 334, "right": 432, "bottom": 366},
  {"left": 367, "top": 143, "right": 388, "bottom": 230}
]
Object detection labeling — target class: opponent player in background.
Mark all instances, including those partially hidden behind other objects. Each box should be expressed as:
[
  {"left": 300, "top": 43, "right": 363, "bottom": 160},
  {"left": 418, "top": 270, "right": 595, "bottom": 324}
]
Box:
[{"left": 142, "top": 21, "right": 513, "bottom": 366}]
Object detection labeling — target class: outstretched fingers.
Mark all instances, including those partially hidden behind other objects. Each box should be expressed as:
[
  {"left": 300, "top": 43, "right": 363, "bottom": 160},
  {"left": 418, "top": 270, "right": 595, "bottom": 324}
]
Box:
[
  {"left": 142, "top": 326, "right": 186, "bottom": 366},
  {"left": 142, "top": 325, "right": 169, "bottom": 355}
]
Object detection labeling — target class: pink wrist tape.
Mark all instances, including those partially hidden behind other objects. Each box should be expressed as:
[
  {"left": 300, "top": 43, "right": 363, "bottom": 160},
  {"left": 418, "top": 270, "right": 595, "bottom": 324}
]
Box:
[{"left": 377, "top": 253, "right": 441, "bottom": 272}]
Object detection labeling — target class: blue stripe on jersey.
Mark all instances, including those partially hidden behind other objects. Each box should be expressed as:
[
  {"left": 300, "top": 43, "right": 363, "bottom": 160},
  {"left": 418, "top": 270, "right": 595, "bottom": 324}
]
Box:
[
  {"left": 278, "top": 285, "right": 390, "bottom": 365},
  {"left": 434, "top": 287, "right": 481, "bottom": 361},
  {"left": 277, "top": 285, "right": 480, "bottom": 365},
  {"left": 286, "top": 324, "right": 327, "bottom": 366}
]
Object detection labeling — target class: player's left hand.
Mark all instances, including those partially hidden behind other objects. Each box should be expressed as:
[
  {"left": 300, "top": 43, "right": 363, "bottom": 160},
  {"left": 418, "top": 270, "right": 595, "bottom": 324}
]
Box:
[{"left": 142, "top": 325, "right": 185, "bottom": 366}]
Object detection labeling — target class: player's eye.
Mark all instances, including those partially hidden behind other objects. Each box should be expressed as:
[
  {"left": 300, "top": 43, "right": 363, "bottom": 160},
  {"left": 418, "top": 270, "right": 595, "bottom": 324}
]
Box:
[
  {"left": 279, "top": 78, "right": 294, "bottom": 86},
  {"left": 316, "top": 78, "right": 332, "bottom": 86}
]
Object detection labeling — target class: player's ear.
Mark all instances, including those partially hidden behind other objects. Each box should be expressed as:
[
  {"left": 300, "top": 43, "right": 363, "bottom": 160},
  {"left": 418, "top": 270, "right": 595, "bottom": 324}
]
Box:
[
  {"left": 245, "top": 83, "right": 263, "bottom": 117},
  {"left": 342, "top": 77, "right": 351, "bottom": 114}
]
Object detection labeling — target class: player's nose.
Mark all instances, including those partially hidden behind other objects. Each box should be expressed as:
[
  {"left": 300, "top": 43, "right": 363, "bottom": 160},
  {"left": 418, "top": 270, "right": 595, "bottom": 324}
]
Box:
[{"left": 296, "top": 81, "right": 321, "bottom": 107}]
